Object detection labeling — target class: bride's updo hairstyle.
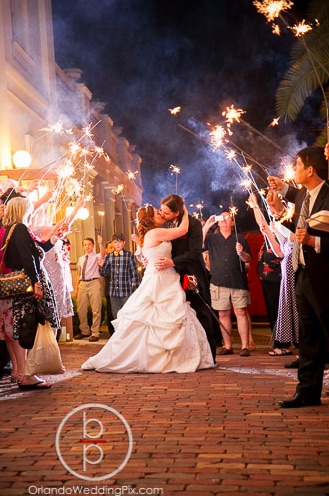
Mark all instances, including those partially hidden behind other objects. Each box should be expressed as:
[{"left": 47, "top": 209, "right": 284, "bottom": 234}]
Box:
[{"left": 137, "top": 205, "right": 156, "bottom": 247}]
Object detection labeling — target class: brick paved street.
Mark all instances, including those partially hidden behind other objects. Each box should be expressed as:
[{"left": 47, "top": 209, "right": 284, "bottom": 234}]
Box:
[{"left": 1, "top": 326, "right": 329, "bottom": 496}]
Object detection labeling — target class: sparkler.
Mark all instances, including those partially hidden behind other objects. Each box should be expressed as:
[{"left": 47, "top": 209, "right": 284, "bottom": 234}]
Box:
[
  {"left": 229, "top": 202, "right": 242, "bottom": 271},
  {"left": 281, "top": 160, "right": 297, "bottom": 186},
  {"left": 209, "top": 125, "right": 226, "bottom": 149},
  {"left": 254, "top": 0, "right": 329, "bottom": 147},
  {"left": 253, "top": 0, "right": 293, "bottom": 23},
  {"left": 222, "top": 104, "right": 246, "bottom": 124},
  {"left": 126, "top": 170, "right": 139, "bottom": 181},
  {"left": 111, "top": 183, "right": 134, "bottom": 230},
  {"left": 98, "top": 210, "right": 105, "bottom": 236},
  {"left": 269, "top": 116, "right": 280, "bottom": 127},
  {"left": 289, "top": 20, "right": 312, "bottom": 37},
  {"left": 169, "top": 106, "right": 181, "bottom": 115},
  {"left": 169, "top": 164, "right": 180, "bottom": 194},
  {"left": 195, "top": 202, "right": 204, "bottom": 220}
]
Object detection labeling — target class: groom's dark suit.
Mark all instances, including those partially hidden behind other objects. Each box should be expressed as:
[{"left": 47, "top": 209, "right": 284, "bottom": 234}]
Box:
[
  {"left": 171, "top": 215, "right": 217, "bottom": 362},
  {"left": 285, "top": 183, "right": 329, "bottom": 400}
]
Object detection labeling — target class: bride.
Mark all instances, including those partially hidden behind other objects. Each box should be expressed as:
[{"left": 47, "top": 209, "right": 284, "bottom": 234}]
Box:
[{"left": 81, "top": 203, "right": 214, "bottom": 373}]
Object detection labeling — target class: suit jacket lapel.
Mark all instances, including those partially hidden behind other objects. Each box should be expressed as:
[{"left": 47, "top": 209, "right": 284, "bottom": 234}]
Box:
[{"left": 311, "top": 183, "right": 329, "bottom": 215}]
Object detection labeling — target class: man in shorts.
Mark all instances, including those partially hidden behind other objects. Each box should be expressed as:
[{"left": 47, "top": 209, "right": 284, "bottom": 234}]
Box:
[{"left": 203, "top": 211, "right": 252, "bottom": 357}]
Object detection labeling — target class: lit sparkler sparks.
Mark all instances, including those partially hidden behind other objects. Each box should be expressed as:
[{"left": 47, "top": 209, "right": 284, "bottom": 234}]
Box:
[
  {"left": 98, "top": 210, "right": 105, "bottom": 236},
  {"left": 253, "top": 0, "right": 293, "bottom": 23},
  {"left": 82, "top": 123, "right": 94, "bottom": 140},
  {"left": 40, "top": 121, "right": 73, "bottom": 135},
  {"left": 225, "top": 150, "right": 236, "bottom": 161},
  {"left": 57, "top": 160, "right": 75, "bottom": 179},
  {"left": 282, "top": 162, "right": 295, "bottom": 183},
  {"left": 209, "top": 125, "right": 226, "bottom": 148},
  {"left": 94, "top": 146, "right": 111, "bottom": 162},
  {"left": 242, "top": 165, "right": 252, "bottom": 174},
  {"left": 68, "top": 142, "right": 82, "bottom": 157},
  {"left": 222, "top": 104, "right": 246, "bottom": 124},
  {"left": 269, "top": 116, "right": 281, "bottom": 127},
  {"left": 112, "top": 184, "right": 124, "bottom": 195},
  {"left": 170, "top": 165, "right": 180, "bottom": 194},
  {"left": 289, "top": 20, "right": 312, "bottom": 37},
  {"left": 190, "top": 202, "right": 205, "bottom": 220},
  {"left": 229, "top": 206, "right": 238, "bottom": 217},
  {"left": 280, "top": 204, "right": 295, "bottom": 223},
  {"left": 126, "top": 170, "right": 139, "bottom": 180},
  {"left": 65, "top": 178, "right": 81, "bottom": 197},
  {"left": 168, "top": 106, "right": 181, "bottom": 115},
  {"left": 170, "top": 164, "right": 181, "bottom": 175},
  {"left": 272, "top": 24, "right": 281, "bottom": 35},
  {"left": 240, "top": 179, "right": 253, "bottom": 191}
]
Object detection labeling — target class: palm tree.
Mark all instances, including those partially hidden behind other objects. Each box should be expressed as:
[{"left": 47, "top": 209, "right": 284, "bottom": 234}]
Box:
[{"left": 275, "top": 0, "right": 329, "bottom": 144}]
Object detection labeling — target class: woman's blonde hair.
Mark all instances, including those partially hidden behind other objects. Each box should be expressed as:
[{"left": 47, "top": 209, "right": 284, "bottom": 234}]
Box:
[
  {"left": 137, "top": 205, "right": 156, "bottom": 247},
  {"left": 2, "top": 197, "right": 31, "bottom": 227}
]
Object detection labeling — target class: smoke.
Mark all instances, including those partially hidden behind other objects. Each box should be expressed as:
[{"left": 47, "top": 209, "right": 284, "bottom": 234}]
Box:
[{"left": 51, "top": 0, "right": 313, "bottom": 226}]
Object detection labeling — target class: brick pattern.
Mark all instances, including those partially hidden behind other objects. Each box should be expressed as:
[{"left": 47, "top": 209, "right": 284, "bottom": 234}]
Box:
[{"left": 0, "top": 328, "right": 329, "bottom": 495}]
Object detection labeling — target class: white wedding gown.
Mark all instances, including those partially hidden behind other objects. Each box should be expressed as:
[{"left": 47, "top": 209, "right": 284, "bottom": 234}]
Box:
[{"left": 81, "top": 242, "right": 214, "bottom": 373}]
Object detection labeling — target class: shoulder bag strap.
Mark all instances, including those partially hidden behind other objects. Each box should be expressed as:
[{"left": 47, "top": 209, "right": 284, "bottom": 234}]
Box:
[{"left": 0, "top": 223, "right": 18, "bottom": 272}]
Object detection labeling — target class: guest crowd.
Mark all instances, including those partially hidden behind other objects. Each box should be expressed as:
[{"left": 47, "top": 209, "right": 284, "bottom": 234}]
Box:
[{"left": 0, "top": 143, "right": 329, "bottom": 408}]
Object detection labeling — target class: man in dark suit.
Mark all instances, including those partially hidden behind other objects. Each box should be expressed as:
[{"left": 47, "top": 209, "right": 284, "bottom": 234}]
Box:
[
  {"left": 154, "top": 194, "right": 217, "bottom": 363},
  {"left": 267, "top": 146, "right": 329, "bottom": 407}
]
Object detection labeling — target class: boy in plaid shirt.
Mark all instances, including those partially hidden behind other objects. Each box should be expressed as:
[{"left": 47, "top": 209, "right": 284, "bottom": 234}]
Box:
[{"left": 99, "top": 233, "right": 140, "bottom": 325}]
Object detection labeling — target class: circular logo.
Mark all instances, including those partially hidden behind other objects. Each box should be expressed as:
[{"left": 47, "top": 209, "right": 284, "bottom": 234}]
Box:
[{"left": 55, "top": 403, "right": 133, "bottom": 481}]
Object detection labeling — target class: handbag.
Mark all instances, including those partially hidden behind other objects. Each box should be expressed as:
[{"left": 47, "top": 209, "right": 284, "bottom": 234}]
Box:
[
  {"left": 25, "top": 321, "right": 66, "bottom": 375},
  {"left": 19, "top": 308, "right": 45, "bottom": 350},
  {"left": 0, "top": 224, "right": 34, "bottom": 299}
]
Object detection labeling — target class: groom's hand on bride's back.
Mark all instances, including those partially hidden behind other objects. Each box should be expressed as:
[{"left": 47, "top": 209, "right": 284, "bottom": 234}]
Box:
[{"left": 154, "top": 257, "right": 174, "bottom": 271}]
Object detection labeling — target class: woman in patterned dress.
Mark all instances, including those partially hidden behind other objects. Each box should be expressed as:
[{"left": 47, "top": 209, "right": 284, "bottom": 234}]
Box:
[{"left": 2, "top": 197, "right": 61, "bottom": 389}]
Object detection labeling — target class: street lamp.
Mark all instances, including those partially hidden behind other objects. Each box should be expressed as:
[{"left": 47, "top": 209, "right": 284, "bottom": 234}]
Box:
[{"left": 12, "top": 150, "right": 32, "bottom": 169}]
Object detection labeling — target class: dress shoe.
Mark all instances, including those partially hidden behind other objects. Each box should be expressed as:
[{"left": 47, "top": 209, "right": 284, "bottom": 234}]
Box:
[
  {"left": 240, "top": 348, "right": 250, "bottom": 357},
  {"left": 284, "top": 358, "right": 300, "bottom": 369},
  {"left": 279, "top": 393, "right": 321, "bottom": 408},
  {"left": 217, "top": 347, "right": 234, "bottom": 355},
  {"left": 74, "top": 332, "right": 90, "bottom": 340},
  {"left": 88, "top": 335, "right": 99, "bottom": 342}
]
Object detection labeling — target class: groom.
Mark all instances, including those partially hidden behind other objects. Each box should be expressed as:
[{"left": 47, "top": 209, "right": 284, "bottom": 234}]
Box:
[{"left": 154, "top": 194, "right": 217, "bottom": 363}]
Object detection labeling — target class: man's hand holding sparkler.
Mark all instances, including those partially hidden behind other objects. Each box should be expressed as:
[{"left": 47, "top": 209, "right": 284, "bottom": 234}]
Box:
[
  {"left": 236, "top": 242, "right": 251, "bottom": 263},
  {"left": 267, "top": 176, "right": 286, "bottom": 191}
]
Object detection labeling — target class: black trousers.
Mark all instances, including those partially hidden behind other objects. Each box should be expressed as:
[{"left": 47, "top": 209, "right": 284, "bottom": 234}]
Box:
[
  {"left": 260, "top": 279, "right": 281, "bottom": 333},
  {"left": 295, "top": 268, "right": 329, "bottom": 399},
  {"left": 185, "top": 289, "right": 217, "bottom": 363}
]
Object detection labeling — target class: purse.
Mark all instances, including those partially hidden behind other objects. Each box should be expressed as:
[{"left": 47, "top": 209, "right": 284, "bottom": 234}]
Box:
[
  {"left": 19, "top": 308, "right": 45, "bottom": 350},
  {"left": 0, "top": 224, "right": 34, "bottom": 299}
]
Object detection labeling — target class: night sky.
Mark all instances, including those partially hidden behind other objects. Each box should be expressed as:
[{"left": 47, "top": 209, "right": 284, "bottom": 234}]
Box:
[{"left": 52, "top": 0, "right": 312, "bottom": 226}]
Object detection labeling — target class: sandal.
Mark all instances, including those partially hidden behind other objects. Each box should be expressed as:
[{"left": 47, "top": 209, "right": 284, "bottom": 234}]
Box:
[
  {"left": 19, "top": 380, "right": 51, "bottom": 390},
  {"left": 269, "top": 349, "right": 292, "bottom": 357}
]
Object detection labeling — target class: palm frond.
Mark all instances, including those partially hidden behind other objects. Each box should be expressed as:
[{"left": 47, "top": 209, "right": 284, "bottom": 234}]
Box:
[
  {"left": 276, "top": 59, "right": 329, "bottom": 120},
  {"left": 307, "top": 0, "right": 329, "bottom": 22},
  {"left": 315, "top": 127, "right": 328, "bottom": 146}
]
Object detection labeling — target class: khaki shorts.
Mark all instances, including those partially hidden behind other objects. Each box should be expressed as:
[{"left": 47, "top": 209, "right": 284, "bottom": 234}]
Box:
[{"left": 210, "top": 284, "right": 250, "bottom": 311}]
